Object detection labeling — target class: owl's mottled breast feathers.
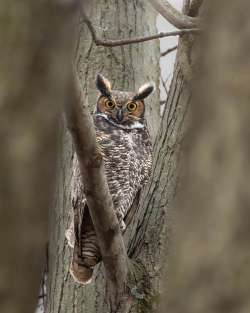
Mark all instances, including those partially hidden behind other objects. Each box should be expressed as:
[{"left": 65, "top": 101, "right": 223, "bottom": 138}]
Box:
[{"left": 94, "top": 114, "right": 152, "bottom": 227}]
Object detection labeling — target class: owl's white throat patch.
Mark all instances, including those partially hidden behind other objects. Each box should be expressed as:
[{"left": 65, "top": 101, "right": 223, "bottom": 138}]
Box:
[{"left": 95, "top": 113, "right": 144, "bottom": 130}]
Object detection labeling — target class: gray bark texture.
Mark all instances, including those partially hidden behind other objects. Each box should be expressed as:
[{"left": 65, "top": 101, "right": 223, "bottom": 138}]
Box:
[
  {"left": 0, "top": 1, "right": 78, "bottom": 313},
  {"left": 47, "top": 1, "right": 160, "bottom": 312},
  {"left": 163, "top": 1, "right": 250, "bottom": 313},
  {"left": 125, "top": 57, "right": 190, "bottom": 313},
  {"left": 47, "top": 1, "right": 191, "bottom": 313}
]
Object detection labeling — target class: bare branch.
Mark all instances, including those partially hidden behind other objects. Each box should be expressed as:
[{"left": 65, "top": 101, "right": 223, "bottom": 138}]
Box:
[
  {"left": 64, "top": 74, "right": 129, "bottom": 310},
  {"left": 82, "top": 10, "right": 200, "bottom": 47},
  {"left": 161, "top": 75, "right": 169, "bottom": 95},
  {"left": 189, "top": 0, "right": 204, "bottom": 17},
  {"left": 161, "top": 45, "right": 178, "bottom": 57},
  {"left": 149, "top": 0, "right": 199, "bottom": 29}
]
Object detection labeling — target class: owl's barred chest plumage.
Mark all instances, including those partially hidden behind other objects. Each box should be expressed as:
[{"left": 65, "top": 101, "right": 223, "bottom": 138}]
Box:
[
  {"left": 66, "top": 74, "right": 155, "bottom": 285},
  {"left": 95, "top": 115, "right": 152, "bottom": 228}
]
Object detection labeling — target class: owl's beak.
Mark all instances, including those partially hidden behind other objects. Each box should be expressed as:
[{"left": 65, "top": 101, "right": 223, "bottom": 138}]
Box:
[{"left": 116, "top": 109, "right": 124, "bottom": 123}]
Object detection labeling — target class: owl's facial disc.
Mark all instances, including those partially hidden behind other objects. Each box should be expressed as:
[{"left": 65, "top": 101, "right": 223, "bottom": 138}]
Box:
[{"left": 96, "top": 93, "right": 145, "bottom": 129}]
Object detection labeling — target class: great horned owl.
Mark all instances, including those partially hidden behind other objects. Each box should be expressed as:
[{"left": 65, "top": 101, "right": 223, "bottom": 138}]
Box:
[{"left": 66, "top": 74, "right": 154, "bottom": 284}]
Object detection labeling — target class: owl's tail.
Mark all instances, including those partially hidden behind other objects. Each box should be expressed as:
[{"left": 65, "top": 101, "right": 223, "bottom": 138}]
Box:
[{"left": 66, "top": 203, "right": 101, "bottom": 285}]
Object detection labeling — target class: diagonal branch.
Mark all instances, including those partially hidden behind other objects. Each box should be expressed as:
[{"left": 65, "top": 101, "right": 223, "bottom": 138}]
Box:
[
  {"left": 161, "top": 45, "right": 178, "bottom": 57},
  {"left": 82, "top": 10, "right": 200, "bottom": 47},
  {"left": 64, "top": 73, "right": 129, "bottom": 311},
  {"left": 149, "top": 0, "right": 200, "bottom": 29}
]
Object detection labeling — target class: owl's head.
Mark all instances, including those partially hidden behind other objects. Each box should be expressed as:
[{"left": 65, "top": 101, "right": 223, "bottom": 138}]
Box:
[{"left": 95, "top": 74, "right": 155, "bottom": 130}]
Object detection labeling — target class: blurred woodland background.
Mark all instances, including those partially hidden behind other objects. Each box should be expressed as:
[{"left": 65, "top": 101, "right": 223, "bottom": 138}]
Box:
[{"left": 1, "top": 1, "right": 250, "bottom": 313}]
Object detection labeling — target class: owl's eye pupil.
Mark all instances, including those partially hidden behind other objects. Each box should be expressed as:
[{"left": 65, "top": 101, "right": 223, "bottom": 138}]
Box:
[
  {"left": 105, "top": 100, "right": 115, "bottom": 109},
  {"left": 127, "top": 102, "right": 137, "bottom": 112}
]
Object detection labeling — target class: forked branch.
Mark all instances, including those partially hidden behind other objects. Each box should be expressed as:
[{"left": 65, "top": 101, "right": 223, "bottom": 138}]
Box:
[{"left": 149, "top": 0, "right": 200, "bottom": 29}]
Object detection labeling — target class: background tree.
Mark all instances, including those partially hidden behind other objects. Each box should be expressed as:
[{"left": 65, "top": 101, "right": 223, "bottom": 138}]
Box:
[
  {"left": 164, "top": 1, "right": 250, "bottom": 313},
  {"left": 0, "top": 1, "right": 79, "bottom": 313}
]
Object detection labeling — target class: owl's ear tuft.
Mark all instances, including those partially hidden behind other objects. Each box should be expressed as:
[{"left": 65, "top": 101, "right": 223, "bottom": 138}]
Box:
[
  {"left": 96, "top": 74, "right": 112, "bottom": 96},
  {"left": 133, "top": 82, "right": 155, "bottom": 101}
]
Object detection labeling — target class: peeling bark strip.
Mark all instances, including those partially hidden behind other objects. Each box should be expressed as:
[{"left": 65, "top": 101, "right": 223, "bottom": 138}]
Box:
[{"left": 64, "top": 75, "right": 129, "bottom": 311}]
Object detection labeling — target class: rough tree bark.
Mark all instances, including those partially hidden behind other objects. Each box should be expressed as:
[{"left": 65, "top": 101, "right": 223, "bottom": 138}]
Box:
[
  {"left": 164, "top": 1, "right": 250, "bottom": 313},
  {"left": 47, "top": 1, "right": 160, "bottom": 313},
  {"left": 125, "top": 56, "right": 191, "bottom": 313},
  {"left": 47, "top": 1, "right": 200, "bottom": 313},
  {"left": 47, "top": 0, "right": 197, "bottom": 312},
  {"left": 0, "top": 1, "right": 78, "bottom": 313}
]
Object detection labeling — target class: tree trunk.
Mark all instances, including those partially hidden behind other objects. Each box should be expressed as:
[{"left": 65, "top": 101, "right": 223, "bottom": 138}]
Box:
[
  {"left": 125, "top": 58, "right": 191, "bottom": 313},
  {"left": 47, "top": 1, "right": 160, "bottom": 313},
  {"left": 164, "top": 1, "right": 250, "bottom": 313}
]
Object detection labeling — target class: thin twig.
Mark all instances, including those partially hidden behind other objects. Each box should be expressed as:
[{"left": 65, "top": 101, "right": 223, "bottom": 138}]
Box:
[
  {"left": 82, "top": 10, "right": 200, "bottom": 47},
  {"left": 161, "top": 75, "right": 169, "bottom": 96},
  {"left": 161, "top": 45, "right": 178, "bottom": 57},
  {"left": 149, "top": 0, "right": 200, "bottom": 29}
]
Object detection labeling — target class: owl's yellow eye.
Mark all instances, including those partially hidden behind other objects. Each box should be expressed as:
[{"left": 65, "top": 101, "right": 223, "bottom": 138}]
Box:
[
  {"left": 104, "top": 99, "right": 115, "bottom": 109},
  {"left": 127, "top": 102, "right": 137, "bottom": 112}
]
